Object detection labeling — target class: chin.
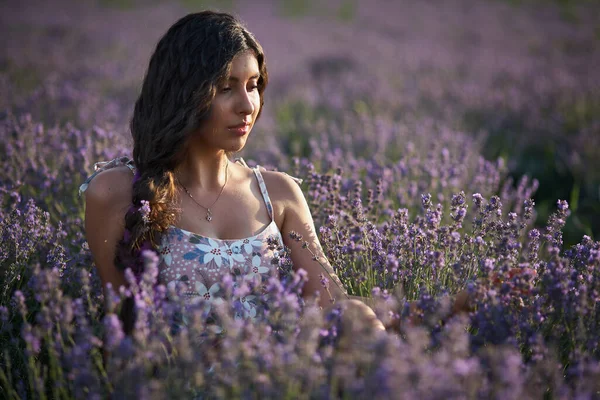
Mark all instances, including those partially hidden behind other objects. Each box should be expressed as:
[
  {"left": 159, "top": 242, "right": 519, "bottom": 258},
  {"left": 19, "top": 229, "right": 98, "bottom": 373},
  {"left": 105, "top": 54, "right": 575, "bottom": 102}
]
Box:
[{"left": 228, "top": 139, "right": 248, "bottom": 153}]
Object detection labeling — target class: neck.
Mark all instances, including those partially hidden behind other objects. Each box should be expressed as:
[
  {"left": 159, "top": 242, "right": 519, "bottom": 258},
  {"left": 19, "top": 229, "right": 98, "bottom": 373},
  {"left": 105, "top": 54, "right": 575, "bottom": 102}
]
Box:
[{"left": 176, "top": 151, "right": 230, "bottom": 191}]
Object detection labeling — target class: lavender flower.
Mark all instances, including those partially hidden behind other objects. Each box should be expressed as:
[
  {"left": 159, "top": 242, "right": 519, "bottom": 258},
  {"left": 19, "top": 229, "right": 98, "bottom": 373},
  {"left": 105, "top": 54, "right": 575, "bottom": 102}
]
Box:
[
  {"left": 139, "top": 200, "right": 151, "bottom": 224},
  {"left": 1, "top": 1, "right": 599, "bottom": 397}
]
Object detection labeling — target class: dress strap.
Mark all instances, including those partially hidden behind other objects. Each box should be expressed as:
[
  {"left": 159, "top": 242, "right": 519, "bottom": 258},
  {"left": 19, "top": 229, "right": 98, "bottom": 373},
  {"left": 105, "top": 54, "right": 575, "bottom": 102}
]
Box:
[
  {"left": 233, "top": 157, "right": 303, "bottom": 185},
  {"left": 252, "top": 167, "right": 275, "bottom": 221},
  {"left": 78, "top": 156, "right": 136, "bottom": 197}
]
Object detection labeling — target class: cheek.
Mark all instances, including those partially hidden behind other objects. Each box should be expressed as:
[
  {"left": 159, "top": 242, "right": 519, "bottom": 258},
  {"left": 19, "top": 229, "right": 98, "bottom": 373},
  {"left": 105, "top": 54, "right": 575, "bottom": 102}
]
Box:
[
  {"left": 206, "top": 104, "right": 226, "bottom": 126},
  {"left": 213, "top": 101, "right": 227, "bottom": 115}
]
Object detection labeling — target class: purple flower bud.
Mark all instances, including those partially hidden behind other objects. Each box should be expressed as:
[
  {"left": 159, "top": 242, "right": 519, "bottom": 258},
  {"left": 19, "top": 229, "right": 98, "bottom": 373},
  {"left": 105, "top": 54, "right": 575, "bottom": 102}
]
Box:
[
  {"left": 528, "top": 229, "right": 540, "bottom": 239},
  {"left": 22, "top": 324, "right": 41, "bottom": 355},
  {"left": 103, "top": 314, "right": 124, "bottom": 351},
  {"left": 319, "top": 273, "right": 329, "bottom": 289},
  {"left": 421, "top": 193, "right": 432, "bottom": 209},
  {"left": 557, "top": 200, "right": 569, "bottom": 212},
  {"left": 139, "top": 200, "right": 151, "bottom": 224}
]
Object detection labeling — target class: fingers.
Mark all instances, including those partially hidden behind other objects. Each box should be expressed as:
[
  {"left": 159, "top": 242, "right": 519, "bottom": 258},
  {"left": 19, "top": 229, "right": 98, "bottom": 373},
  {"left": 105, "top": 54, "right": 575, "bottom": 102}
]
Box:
[
  {"left": 486, "top": 267, "right": 537, "bottom": 298},
  {"left": 342, "top": 299, "right": 386, "bottom": 331},
  {"left": 371, "top": 317, "right": 386, "bottom": 331},
  {"left": 452, "top": 290, "right": 472, "bottom": 314}
]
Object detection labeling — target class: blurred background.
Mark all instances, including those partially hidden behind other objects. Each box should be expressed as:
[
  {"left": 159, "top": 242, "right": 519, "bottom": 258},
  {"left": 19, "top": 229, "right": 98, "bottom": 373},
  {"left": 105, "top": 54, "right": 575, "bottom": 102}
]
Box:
[{"left": 1, "top": 0, "right": 599, "bottom": 246}]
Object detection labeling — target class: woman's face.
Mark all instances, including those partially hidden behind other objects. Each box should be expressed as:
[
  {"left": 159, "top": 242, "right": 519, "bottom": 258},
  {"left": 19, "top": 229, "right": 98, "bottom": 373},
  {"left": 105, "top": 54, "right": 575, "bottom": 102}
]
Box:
[{"left": 194, "top": 50, "right": 261, "bottom": 154}]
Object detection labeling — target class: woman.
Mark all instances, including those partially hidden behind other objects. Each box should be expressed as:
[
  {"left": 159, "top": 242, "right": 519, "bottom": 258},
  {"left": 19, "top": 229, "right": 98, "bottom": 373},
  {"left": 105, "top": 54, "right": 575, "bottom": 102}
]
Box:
[{"left": 81, "top": 11, "right": 387, "bottom": 336}]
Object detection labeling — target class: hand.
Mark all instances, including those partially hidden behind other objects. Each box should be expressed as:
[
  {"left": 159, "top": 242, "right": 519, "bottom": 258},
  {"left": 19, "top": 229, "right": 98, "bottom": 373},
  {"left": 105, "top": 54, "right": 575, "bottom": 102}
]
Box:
[
  {"left": 490, "top": 267, "right": 537, "bottom": 295},
  {"left": 452, "top": 289, "right": 472, "bottom": 315},
  {"left": 340, "top": 298, "right": 386, "bottom": 332}
]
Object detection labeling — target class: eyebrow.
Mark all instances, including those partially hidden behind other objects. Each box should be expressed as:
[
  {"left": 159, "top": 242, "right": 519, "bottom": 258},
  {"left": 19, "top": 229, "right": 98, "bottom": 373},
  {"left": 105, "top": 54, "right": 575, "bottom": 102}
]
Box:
[{"left": 227, "top": 73, "right": 260, "bottom": 82}]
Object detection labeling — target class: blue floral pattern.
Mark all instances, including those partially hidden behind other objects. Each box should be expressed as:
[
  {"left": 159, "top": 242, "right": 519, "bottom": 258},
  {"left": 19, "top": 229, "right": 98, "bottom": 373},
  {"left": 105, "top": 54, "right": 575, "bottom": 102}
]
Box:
[
  {"left": 157, "top": 166, "right": 286, "bottom": 327},
  {"left": 79, "top": 156, "right": 294, "bottom": 328}
]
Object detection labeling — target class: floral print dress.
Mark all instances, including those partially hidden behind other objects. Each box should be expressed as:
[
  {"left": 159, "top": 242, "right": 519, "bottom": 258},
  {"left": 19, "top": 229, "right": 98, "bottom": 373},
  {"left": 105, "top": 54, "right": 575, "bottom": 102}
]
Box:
[
  {"left": 80, "top": 157, "right": 300, "bottom": 329},
  {"left": 157, "top": 165, "right": 285, "bottom": 324}
]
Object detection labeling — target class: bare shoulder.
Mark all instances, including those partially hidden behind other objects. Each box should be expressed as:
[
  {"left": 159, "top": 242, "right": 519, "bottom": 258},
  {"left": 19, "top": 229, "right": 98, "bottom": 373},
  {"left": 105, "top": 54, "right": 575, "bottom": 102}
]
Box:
[
  {"left": 83, "top": 166, "right": 134, "bottom": 292},
  {"left": 83, "top": 166, "right": 134, "bottom": 212},
  {"left": 259, "top": 170, "right": 307, "bottom": 229},
  {"left": 260, "top": 170, "right": 304, "bottom": 205}
]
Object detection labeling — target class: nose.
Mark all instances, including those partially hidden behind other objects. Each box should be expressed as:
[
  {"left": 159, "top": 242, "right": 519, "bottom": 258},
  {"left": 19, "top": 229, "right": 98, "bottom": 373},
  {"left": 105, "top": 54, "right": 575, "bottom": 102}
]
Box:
[{"left": 237, "top": 90, "right": 255, "bottom": 116}]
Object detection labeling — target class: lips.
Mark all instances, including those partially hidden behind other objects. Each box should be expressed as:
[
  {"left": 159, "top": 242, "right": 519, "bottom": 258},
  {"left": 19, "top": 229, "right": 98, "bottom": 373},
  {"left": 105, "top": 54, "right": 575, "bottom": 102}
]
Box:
[
  {"left": 228, "top": 122, "right": 251, "bottom": 136},
  {"left": 228, "top": 121, "right": 251, "bottom": 129}
]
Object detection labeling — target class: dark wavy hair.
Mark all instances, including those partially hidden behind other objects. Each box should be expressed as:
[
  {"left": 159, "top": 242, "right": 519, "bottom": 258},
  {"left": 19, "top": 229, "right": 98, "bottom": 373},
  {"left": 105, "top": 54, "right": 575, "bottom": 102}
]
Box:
[{"left": 116, "top": 11, "right": 268, "bottom": 275}]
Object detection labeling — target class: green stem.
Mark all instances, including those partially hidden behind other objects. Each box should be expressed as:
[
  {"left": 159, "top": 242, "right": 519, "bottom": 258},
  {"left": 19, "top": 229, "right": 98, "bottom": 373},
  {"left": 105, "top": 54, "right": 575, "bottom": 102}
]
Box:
[
  {"left": 0, "top": 355, "right": 20, "bottom": 400},
  {"left": 304, "top": 245, "right": 350, "bottom": 302}
]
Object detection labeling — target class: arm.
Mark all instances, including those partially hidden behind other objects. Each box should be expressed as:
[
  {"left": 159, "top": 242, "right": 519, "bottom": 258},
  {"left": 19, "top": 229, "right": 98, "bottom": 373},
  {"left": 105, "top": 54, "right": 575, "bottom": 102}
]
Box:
[
  {"left": 264, "top": 172, "right": 384, "bottom": 331},
  {"left": 83, "top": 166, "right": 135, "bottom": 364},
  {"left": 83, "top": 166, "right": 134, "bottom": 293},
  {"left": 274, "top": 173, "right": 347, "bottom": 308},
  {"left": 265, "top": 172, "right": 472, "bottom": 333},
  {"left": 83, "top": 166, "right": 138, "bottom": 347}
]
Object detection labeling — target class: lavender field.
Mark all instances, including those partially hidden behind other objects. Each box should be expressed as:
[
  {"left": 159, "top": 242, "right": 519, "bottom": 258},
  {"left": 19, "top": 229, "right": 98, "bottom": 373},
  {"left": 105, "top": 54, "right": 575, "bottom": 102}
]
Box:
[{"left": 1, "top": 0, "right": 600, "bottom": 398}]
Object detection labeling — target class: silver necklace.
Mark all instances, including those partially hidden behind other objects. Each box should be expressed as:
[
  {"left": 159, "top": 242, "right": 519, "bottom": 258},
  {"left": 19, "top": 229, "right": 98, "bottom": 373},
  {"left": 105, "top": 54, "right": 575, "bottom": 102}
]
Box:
[{"left": 177, "top": 160, "right": 229, "bottom": 222}]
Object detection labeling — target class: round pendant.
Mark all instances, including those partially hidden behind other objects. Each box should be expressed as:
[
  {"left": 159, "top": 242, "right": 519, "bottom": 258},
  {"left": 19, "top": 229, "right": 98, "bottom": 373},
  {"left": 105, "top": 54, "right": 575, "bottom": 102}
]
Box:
[{"left": 206, "top": 209, "right": 213, "bottom": 222}]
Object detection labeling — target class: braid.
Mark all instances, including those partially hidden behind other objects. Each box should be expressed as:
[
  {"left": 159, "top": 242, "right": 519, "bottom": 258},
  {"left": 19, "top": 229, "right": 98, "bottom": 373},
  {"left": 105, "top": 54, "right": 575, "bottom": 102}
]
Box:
[
  {"left": 115, "top": 168, "right": 178, "bottom": 277},
  {"left": 116, "top": 10, "right": 269, "bottom": 276},
  {"left": 111, "top": 10, "right": 268, "bottom": 335}
]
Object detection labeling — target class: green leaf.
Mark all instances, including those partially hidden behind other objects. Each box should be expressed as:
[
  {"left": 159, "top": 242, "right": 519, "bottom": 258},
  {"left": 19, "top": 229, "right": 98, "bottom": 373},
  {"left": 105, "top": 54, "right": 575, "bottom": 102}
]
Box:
[{"left": 189, "top": 235, "right": 201, "bottom": 244}]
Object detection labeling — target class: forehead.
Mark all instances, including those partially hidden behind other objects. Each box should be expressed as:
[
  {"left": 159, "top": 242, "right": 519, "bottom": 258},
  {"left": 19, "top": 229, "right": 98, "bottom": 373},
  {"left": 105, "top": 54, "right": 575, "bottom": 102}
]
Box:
[{"left": 228, "top": 51, "right": 259, "bottom": 78}]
